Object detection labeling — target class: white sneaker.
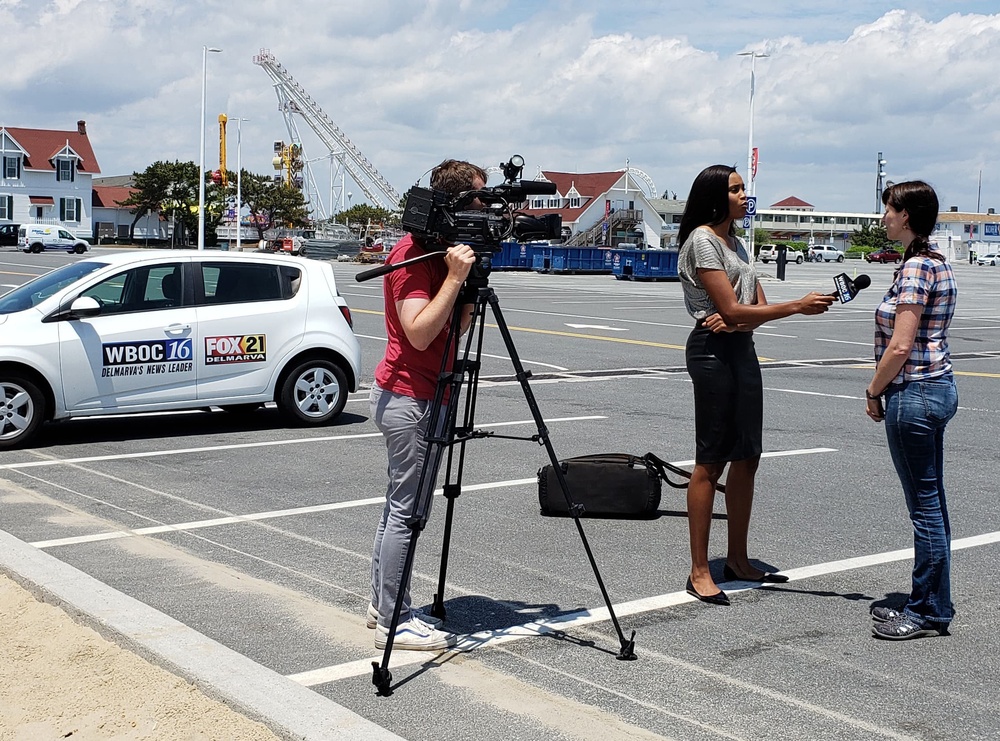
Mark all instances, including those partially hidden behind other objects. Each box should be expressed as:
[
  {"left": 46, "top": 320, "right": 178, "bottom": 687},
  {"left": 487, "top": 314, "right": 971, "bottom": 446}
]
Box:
[
  {"left": 366, "top": 603, "right": 443, "bottom": 630},
  {"left": 374, "top": 617, "right": 457, "bottom": 651}
]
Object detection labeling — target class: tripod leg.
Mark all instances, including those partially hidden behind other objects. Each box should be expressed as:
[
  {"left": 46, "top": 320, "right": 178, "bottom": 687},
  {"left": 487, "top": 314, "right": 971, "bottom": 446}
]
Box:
[
  {"left": 483, "top": 288, "right": 637, "bottom": 661},
  {"left": 372, "top": 294, "right": 480, "bottom": 693},
  {"left": 432, "top": 295, "right": 488, "bottom": 619}
]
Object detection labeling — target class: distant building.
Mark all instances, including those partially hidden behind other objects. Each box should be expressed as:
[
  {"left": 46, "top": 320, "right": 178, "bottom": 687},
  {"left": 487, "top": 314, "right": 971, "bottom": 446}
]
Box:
[
  {"left": 0, "top": 121, "right": 100, "bottom": 237},
  {"left": 521, "top": 170, "right": 664, "bottom": 249}
]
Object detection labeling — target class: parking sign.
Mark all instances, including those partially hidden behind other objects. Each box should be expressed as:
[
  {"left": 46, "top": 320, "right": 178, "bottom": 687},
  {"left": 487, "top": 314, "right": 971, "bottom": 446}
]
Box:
[
  {"left": 745, "top": 196, "right": 757, "bottom": 216},
  {"left": 742, "top": 216, "right": 752, "bottom": 229}
]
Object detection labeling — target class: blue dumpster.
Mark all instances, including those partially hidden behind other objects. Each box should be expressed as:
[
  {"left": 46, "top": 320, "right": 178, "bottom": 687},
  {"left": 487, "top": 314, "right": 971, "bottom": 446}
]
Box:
[
  {"left": 611, "top": 249, "right": 678, "bottom": 280},
  {"left": 531, "top": 246, "right": 613, "bottom": 274}
]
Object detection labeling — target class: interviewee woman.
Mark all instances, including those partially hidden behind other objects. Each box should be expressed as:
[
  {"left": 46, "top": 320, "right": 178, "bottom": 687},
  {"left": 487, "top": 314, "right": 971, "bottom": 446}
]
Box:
[
  {"left": 677, "top": 164, "right": 835, "bottom": 605},
  {"left": 865, "top": 180, "right": 958, "bottom": 640}
]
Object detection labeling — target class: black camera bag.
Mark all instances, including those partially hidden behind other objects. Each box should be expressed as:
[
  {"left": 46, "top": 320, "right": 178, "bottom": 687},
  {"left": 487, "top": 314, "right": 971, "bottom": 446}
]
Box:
[{"left": 537, "top": 452, "right": 722, "bottom": 518}]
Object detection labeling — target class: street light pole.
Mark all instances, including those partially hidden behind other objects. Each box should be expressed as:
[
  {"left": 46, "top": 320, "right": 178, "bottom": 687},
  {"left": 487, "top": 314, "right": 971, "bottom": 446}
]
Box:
[
  {"left": 198, "top": 45, "right": 222, "bottom": 250},
  {"left": 739, "top": 50, "right": 769, "bottom": 259},
  {"left": 875, "top": 152, "right": 887, "bottom": 213},
  {"left": 234, "top": 117, "right": 248, "bottom": 252}
]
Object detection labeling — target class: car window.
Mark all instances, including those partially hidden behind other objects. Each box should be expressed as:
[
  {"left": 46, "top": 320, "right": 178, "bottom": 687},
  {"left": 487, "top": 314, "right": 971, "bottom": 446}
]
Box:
[
  {"left": 0, "top": 261, "right": 108, "bottom": 314},
  {"left": 80, "top": 263, "right": 184, "bottom": 314},
  {"left": 201, "top": 262, "right": 297, "bottom": 304},
  {"left": 59, "top": 230, "right": 74, "bottom": 240}
]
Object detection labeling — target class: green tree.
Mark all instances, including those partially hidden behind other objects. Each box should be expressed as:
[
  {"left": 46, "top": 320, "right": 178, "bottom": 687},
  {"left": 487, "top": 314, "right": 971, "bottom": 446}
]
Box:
[
  {"left": 849, "top": 222, "right": 892, "bottom": 251},
  {"left": 333, "top": 204, "right": 395, "bottom": 233},
  {"left": 116, "top": 161, "right": 177, "bottom": 241},
  {"left": 240, "top": 172, "right": 311, "bottom": 242},
  {"left": 754, "top": 227, "right": 771, "bottom": 246}
]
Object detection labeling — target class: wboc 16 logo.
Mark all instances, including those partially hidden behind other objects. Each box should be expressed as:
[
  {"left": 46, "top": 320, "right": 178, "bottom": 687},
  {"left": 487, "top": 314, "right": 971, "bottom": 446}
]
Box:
[
  {"left": 101, "top": 339, "right": 194, "bottom": 377},
  {"left": 205, "top": 334, "right": 267, "bottom": 364}
]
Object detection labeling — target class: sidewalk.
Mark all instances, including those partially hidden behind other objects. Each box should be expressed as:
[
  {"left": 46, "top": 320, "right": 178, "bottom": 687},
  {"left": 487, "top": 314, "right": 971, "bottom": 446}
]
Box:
[{"left": 0, "top": 529, "right": 404, "bottom": 741}]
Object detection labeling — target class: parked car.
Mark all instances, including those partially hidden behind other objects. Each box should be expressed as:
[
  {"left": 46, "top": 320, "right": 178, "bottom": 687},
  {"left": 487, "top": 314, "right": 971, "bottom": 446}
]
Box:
[
  {"left": 0, "top": 222, "right": 20, "bottom": 248},
  {"left": 976, "top": 252, "right": 999, "bottom": 266},
  {"left": 758, "top": 244, "right": 804, "bottom": 264},
  {"left": 807, "top": 244, "right": 845, "bottom": 263},
  {"left": 18, "top": 224, "right": 90, "bottom": 254},
  {"left": 865, "top": 248, "right": 902, "bottom": 264},
  {"left": 0, "top": 250, "right": 361, "bottom": 449}
]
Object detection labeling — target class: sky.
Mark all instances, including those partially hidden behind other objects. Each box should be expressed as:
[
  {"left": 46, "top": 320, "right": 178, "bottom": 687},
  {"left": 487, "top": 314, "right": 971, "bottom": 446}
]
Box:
[{"left": 3, "top": 0, "right": 1000, "bottom": 216}]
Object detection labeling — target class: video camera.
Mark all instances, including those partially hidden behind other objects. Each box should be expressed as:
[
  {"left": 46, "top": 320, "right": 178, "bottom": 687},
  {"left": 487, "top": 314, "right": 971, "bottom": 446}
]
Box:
[{"left": 399, "top": 155, "right": 563, "bottom": 252}]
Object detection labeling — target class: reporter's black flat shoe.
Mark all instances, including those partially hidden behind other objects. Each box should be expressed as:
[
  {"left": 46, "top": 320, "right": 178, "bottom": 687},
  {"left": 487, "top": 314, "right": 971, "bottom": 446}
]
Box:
[
  {"left": 686, "top": 577, "right": 730, "bottom": 606},
  {"left": 723, "top": 564, "right": 789, "bottom": 584}
]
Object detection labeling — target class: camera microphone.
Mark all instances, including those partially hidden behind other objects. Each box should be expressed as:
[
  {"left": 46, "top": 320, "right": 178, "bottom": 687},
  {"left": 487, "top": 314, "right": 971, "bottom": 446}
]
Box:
[{"left": 829, "top": 273, "right": 871, "bottom": 303}]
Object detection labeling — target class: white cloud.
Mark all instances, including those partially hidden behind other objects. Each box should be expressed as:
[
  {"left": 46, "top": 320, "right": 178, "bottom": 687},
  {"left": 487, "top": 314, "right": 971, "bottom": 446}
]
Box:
[{"left": 3, "top": 1, "right": 999, "bottom": 213}]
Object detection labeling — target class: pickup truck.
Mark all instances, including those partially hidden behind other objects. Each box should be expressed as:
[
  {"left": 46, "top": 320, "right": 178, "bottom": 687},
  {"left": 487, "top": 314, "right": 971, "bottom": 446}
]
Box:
[{"left": 807, "top": 244, "right": 845, "bottom": 263}]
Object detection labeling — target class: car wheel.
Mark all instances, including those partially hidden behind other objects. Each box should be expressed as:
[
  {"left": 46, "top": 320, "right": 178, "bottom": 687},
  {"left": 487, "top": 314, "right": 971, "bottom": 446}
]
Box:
[
  {"left": 278, "top": 359, "right": 347, "bottom": 425},
  {"left": 761, "top": 259, "right": 768, "bottom": 264},
  {"left": 836, "top": 254, "right": 844, "bottom": 263},
  {"left": 795, "top": 255, "right": 803, "bottom": 264},
  {"left": 31, "top": 243, "right": 44, "bottom": 254},
  {"left": 0, "top": 375, "right": 46, "bottom": 450},
  {"left": 74, "top": 244, "right": 87, "bottom": 254},
  {"left": 895, "top": 257, "right": 901, "bottom": 264}
]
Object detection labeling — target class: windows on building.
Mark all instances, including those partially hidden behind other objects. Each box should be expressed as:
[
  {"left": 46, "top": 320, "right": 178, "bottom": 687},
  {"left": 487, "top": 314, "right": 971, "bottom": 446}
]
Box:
[
  {"left": 61, "top": 197, "right": 82, "bottom": 222},
  {"left": 569, "top": 196, "right": 580, "bottom": 208},
  {"left": 56, "top": 158, "right": 76, "bottom": 182},
  {"left": 0, "top": 195, "right": 12, "bottom": 220},
  {"left": 3, "top": 155, "right": 20, "bottom": 180}
]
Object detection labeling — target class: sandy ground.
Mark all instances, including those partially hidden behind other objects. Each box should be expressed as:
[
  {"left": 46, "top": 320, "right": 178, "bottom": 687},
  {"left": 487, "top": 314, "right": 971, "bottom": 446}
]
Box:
[{"left": 0, "top": 575, "right": 281, "bottom": 741}]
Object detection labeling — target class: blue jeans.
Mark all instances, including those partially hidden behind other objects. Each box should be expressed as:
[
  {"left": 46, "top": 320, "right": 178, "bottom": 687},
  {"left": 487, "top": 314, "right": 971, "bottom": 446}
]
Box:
[{"left": 884, "top": 374, "right": 958, "bottom": 627}]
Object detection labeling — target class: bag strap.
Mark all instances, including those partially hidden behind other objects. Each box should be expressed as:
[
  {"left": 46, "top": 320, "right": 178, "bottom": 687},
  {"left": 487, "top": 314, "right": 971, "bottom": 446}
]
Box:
[{"left": 643, "top": 452, "right": 727, "bottom": 494}]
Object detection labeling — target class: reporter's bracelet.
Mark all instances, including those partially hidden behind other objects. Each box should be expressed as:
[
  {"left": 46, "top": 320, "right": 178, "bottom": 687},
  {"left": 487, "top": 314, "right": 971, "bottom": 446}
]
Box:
[{"left": 865, "top": 388, "right": 883, "bottom": 400}]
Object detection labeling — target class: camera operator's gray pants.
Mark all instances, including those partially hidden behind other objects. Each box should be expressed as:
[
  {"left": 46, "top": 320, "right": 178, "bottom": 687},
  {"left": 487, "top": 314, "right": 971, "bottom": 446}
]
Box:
[{"left": 370, "top": 385, "right": 447, "bottom": 628}]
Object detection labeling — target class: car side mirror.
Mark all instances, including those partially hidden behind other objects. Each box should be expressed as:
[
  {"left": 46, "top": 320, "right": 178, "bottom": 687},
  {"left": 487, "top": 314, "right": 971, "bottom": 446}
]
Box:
[{"left": 68, "top": 296, "right": 102, "bottom": 318}]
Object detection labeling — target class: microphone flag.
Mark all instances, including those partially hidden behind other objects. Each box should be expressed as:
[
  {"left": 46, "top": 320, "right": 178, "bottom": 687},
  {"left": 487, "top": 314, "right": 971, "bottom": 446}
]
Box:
[{"left": 833, "top": 272, "right": 859, "bottom": 303}]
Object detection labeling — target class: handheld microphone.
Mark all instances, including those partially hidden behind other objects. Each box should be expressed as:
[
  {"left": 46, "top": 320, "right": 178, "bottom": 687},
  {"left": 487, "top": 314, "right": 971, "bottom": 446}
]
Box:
[{"left": 830, "top": 273, "right": 871, "bottom": 303}]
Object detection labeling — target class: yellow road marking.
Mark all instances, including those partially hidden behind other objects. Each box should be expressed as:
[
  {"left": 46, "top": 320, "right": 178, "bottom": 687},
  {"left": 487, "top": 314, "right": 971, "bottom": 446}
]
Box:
[{"left": 0, "top": 270, "right": 42, "bottom": 278}]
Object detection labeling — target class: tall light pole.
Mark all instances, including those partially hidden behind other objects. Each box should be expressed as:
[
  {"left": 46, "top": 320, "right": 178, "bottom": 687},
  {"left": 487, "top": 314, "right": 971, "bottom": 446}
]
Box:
[
  {"left": 739, "top": 50, "right": 768, "bottom": 258},
  {"left": 233, "top": 117, "right": 248, "bottom": 252},
  {"left": 198, "top": 45, "right": 222, "bottom": 250},
  {"left": 875, "top": 152, "right": 887, "bottom": 213}
]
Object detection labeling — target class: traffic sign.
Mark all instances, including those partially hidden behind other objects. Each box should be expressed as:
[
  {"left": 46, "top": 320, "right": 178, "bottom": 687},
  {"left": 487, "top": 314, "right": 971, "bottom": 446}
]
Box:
[
  {"left": 742, "top": 216, "right": 752, "bottom": 229},
  {"left": 745, "top": 196, "right": 757, "bottom": 216}
]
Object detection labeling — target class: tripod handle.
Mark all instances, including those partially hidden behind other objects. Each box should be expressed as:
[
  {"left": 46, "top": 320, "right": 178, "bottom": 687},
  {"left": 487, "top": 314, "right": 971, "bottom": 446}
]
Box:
[{"left": 355, "top": 251, "right": 443, "bottom": 282}]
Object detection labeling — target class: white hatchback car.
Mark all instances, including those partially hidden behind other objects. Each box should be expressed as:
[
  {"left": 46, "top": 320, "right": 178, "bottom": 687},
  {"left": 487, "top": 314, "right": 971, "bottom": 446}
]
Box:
[{"left": 0, "top": 251, "right": 361, "bottom": 449}]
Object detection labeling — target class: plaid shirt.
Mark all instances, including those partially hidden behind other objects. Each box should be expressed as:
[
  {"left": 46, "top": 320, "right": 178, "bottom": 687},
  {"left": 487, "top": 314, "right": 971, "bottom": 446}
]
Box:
[{"left": 874, "top": 256, "right": 956, "bottom": 384}]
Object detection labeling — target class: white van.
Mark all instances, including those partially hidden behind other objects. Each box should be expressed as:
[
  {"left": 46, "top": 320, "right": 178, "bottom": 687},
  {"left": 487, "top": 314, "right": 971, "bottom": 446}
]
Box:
[{"left": 18, "top": 224, "right": 90, "bottom": 254}]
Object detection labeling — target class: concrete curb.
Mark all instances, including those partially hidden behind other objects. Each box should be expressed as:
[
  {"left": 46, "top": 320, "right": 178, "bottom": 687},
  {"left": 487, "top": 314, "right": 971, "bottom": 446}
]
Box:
[{"left": 0, "top": 528, "right": 404, "bottom": 741}]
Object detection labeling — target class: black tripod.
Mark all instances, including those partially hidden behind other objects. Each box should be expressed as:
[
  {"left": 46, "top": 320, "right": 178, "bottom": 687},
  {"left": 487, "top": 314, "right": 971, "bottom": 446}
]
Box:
[{"left": 360, "top": 253, "right": 636, "bottom": 697}]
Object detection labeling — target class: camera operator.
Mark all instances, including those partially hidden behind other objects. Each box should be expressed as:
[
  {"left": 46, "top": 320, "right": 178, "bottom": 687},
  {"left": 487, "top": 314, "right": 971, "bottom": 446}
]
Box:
[{"left": 367, "top": 159, "right": 486, "bottom": 651}]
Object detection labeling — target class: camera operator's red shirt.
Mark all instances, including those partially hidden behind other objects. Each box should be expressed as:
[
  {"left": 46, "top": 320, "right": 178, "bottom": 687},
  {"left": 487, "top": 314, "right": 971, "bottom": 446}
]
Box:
[{"left": 374, "top": 235, "right": 456, "bottom": 400}]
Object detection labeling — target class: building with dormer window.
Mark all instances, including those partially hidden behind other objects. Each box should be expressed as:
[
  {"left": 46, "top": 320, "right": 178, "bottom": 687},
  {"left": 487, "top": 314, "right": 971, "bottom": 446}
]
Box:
[
  {"left": 0, "top": 121, "right": 100, "bottom": 237},
  {"left": 521, "top": 169, "right": 664, "bottom": 248}
]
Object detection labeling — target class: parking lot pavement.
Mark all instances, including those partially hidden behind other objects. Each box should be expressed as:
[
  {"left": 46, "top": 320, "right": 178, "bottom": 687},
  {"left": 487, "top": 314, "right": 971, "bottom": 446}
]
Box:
[{"left": 2, "top": 254, "right": 1000, "bottom": 740}]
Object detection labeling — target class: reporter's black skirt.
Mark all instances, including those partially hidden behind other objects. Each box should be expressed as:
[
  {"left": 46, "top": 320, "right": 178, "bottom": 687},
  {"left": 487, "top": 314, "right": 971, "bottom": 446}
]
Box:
[{"left": 685, "top": 325, "right": 763, "bottom": 464}]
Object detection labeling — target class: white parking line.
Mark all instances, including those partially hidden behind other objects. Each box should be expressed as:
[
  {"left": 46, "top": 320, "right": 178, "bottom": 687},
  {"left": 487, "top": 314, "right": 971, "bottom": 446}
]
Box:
[
  {"left": 0, "top": 416, "right": 606, "bottom": 471},
  {"left": 287, "top": 528, "right": 1000, "bottom": 686}
]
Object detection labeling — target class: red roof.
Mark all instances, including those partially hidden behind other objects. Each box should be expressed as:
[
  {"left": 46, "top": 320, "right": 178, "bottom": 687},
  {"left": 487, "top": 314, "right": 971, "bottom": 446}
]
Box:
[
  {"left": 522, "top": 170, "right": 625, "bottom": 223},
  {"left": 770, "top": 196, "right": 813, "bottom": 209},
  {"left": 4, "top": 126, "right": 101, "bottom": 174},
  {"left": 92, "top": 185, "right": 135, "bottom": 208}
]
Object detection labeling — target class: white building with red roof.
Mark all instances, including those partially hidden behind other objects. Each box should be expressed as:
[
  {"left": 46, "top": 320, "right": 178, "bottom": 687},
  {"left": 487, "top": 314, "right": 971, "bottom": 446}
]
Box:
[
  {"left": 521, "top": 169, "right": 664, "bottom": 248},
  {"left": 0, "top": 121, "right": 100, "bottom": 237}
]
